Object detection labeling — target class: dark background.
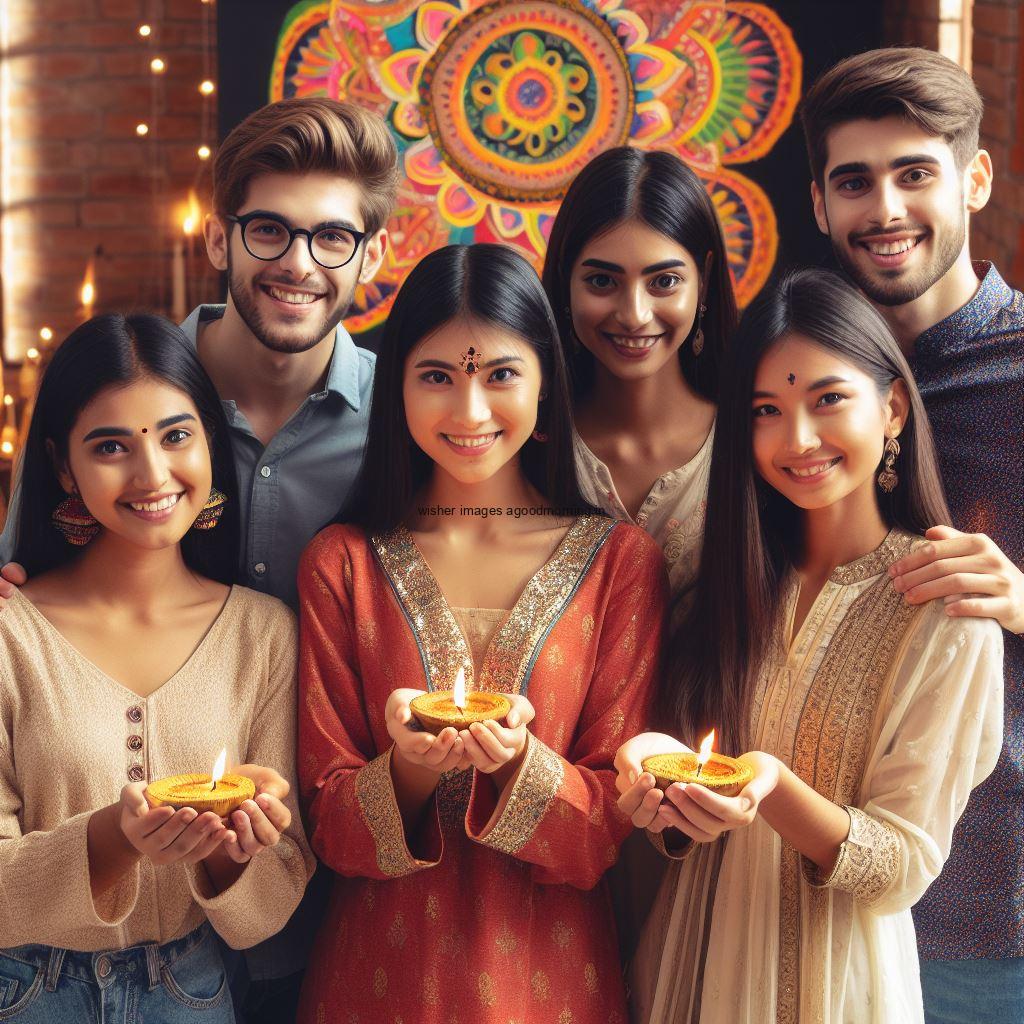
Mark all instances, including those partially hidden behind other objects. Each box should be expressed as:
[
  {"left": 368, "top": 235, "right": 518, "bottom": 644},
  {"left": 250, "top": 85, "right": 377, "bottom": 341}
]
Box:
[{"left": 217, "top": 0, "right": 885, "bottom": 306}]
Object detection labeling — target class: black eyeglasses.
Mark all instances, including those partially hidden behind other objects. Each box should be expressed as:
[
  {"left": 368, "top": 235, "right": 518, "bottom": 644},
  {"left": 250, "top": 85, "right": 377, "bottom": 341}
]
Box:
[{"left": 226, "top": 212, "right": 368, "bottom": 269}]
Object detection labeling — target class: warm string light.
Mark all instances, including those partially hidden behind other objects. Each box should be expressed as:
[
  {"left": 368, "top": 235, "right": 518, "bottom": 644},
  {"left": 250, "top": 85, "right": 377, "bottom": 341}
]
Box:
[
  {"left": 150, "top": 57, "right": 166, "bottom": 74},
  {"left": 138, "top": 23, "right": 151, "bottom": 37},
  {"left": 197, "top": 145, "right": 211, "bottom": 160},
  {"left": 38, "top": 327, "right": 52, "bottom": 343},
  {"left": 198, "top": 79, "right": 215, "bottom": 96},
  {"left": 135, "top": 123, "right": 149, "bottom": 137}
]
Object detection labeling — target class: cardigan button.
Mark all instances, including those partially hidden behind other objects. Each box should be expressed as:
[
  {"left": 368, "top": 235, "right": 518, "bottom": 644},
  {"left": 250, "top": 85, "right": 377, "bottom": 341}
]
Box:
[
  {"left": 127, "top": 735, "right": 143, "bottom": 752},
  {"left": 127, "top": 764, "right": 145, "bottom": 783},
  {"left": 126, "top": 706, "right": 143, "bottom": 724}
]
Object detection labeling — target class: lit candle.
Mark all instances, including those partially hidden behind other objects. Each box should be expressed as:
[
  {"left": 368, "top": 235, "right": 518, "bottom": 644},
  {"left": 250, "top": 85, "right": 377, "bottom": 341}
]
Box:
[
  {"left": 0, "top": 395, "right": 17, "bottom": 460},
  {"left": 642, "top": 729, "right": 754, "bottom": 798},
  {"left": 19, "top": 347, "right": 40, "bottom": 400},
  {"left": 145, "top": 747, "right": 255, "bottom": 817},
  {"left": 409, "top": 667, "right": 511, "bottom": 736},
  {"left": 79, "top": 259, "right": 95, "bottom": 321}
]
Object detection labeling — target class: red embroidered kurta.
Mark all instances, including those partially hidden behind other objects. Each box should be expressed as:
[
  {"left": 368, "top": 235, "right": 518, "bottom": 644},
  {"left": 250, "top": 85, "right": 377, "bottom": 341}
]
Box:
[{"left": 296, "top": 516, "right": 667, "bottom": 1024}]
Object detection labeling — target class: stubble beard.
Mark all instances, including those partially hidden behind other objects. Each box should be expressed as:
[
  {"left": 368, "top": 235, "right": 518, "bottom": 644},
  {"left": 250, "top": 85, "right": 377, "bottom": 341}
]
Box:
[
  {"left": 829, "top": 213, "right": 966, "bottom": 309},
  {"left": 227, "top": 254, "right": 359, "bottom": 355}
]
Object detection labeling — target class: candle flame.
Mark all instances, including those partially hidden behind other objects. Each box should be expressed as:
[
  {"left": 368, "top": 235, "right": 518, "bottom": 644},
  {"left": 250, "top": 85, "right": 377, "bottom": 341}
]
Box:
[
  {"left": 182, "top": 190, "right": 202, "bottom": 236},
  {"left": 452, "top": 666, "right": 466, "bottom": 713},
  {"left": 697, "top": 729, "right": 715, "bottom": 770},
  {"left": 80, "top": 260, "right": 95, "bottom": 310},
  {"left": 210, "top": 748, "right": 226, "bottom": 791}
]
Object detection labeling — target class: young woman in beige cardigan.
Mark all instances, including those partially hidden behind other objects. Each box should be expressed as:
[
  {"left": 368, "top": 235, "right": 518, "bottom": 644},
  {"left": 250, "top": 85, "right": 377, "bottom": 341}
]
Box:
[{"left": 0, "top": 313, "right": 312, "bottom": 1021}]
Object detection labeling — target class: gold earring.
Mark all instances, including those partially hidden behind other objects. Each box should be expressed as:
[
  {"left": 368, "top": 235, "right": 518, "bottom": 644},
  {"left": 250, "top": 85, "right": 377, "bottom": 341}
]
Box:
[{"left": 877, "top": 437, "right": 900, "bottom": 492}]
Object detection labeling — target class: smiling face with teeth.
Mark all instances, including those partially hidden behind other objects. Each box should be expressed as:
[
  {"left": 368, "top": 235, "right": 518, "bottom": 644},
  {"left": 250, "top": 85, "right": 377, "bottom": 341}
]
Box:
[
  {"left": 569, "top": 219, "right": 703, "bottom": 383},
  {"left": 811, "top": 117, "right": 990, "bottom": 311},
  {"left": 750, "top": 333, "right": 907, "bottom": 524},
  {"left": 207, "top": 171, "right": 386, "bottom": 355},
  {"left": 57, "top": 378, "right": 213, "bottom": 551},
  {"left": 402, "top": 317, "right": 543, "bottom": 488}
]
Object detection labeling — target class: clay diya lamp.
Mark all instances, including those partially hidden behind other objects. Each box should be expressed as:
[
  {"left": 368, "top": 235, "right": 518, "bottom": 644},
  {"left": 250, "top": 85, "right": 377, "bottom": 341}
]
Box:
[
  {"left": 146, "top": 748, "right": 255, "bottom": 818},
  {"left": 410, "top": 667, "right": 511, "bottom": 736},
  {"left": 642, "top": 730, "right": 753, "bottom": 798}
]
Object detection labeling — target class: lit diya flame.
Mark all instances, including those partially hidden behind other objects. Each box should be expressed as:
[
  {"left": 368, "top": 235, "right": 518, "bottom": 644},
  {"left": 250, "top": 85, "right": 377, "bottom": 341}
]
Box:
[
  {"left": 452, "top": 666, "right": 466, "bottom": 715},
  {"left": 696, "top": 729, "right": 715, "bottom": 779},
  {"left": 210, "top": 747, "right": 227, "bottom": 791}
]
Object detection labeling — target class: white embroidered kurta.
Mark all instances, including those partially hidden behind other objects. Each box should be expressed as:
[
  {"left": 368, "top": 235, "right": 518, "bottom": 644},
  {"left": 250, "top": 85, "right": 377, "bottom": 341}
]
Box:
[
  {"left": 573, "top": 425, "right": 713, "bottom": 593},
  {"left": 631, "top": 531, "right": 1004, "bottom": 1024}
]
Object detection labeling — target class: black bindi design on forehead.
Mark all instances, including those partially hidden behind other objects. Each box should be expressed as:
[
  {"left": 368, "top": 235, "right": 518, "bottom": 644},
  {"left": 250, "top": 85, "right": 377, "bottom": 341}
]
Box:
[
  {"left": 141, "top": 428, "right": 148, "bottom": 433},
  {"left": 787, "top": 374, "right": 796, "bottom": 386}
]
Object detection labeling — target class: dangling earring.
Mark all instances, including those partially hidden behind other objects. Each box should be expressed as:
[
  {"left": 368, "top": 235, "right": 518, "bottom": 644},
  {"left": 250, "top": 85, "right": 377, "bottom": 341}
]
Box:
[
  {"left": 692, "top": 303, "right": 707, "bottom": 356},
  {"left": 877, "top": 437, "right": 900, "bottom": 493},
  {"left": 52, "top": 491, "right": 99, "bottom": 546},
  {"left": 192, "top": 487, "right": 228, "bottom": 530}
]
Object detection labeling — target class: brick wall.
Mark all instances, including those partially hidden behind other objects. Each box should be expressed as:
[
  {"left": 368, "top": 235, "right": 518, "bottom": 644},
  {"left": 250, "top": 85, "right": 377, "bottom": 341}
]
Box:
[
  {"left": 1, "top": 0, "right": 220, "bottom": 362},
  {"left": 883, "top": 0, "right": 1022, "bottom": 289}
]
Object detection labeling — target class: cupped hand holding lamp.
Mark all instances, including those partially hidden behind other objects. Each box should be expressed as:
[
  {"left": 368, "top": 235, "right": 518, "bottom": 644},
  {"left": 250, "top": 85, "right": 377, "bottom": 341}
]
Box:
[
  {"left": 615, "top": 730, "right": 851, "bottom": 873},
  {"left": 385, "top": 667, "right": 537, "bottom": 831},
  {"left": 86, "top": 750, "right": 292, "bottom": 901}
]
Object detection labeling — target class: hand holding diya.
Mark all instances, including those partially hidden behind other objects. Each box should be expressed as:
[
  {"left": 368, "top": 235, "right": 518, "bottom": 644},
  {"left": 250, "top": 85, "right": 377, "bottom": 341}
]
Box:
[
  {"left": 409, "top": 667, "right": 511, "bottom": 736},
  {"left": 146, "top": 748, "right": 255, "bottom": 819},
  {"left": 642, "top": 730, "right": 754, "bottom": 799}
]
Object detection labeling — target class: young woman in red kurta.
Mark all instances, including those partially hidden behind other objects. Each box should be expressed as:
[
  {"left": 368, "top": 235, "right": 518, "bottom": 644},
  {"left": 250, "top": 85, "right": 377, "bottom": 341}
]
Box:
[{"left": 296, "top": 245, "right": 668, "bottom": 1023}]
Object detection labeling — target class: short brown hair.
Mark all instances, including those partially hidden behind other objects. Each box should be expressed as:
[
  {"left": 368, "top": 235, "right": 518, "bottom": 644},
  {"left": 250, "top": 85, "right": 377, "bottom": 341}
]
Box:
[
  {"left": 213, "top": 97, "right": 399, "bottom": 233},
  {"left": 801, "top": 47, "right": 983, "bottom": 185}
]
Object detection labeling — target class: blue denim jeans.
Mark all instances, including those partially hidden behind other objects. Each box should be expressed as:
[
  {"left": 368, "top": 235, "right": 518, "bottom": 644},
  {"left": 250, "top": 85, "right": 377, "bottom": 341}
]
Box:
[
  {"left": 0, "top": 922, "right": 233, "bottom": 1022},
  {"left": 921, "top": 956, "right": 1024, "bottom": 1024}
]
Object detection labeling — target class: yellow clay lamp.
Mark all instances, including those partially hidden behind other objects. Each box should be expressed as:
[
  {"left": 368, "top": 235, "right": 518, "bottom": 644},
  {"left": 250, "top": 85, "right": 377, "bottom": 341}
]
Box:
[
  {"left": 642, "top": 730, "right": 753, "bottom": 798},
  {"left": 410, "top": 667, "right": 511, "bottom": 736},
  {"left": 146, "top": 748, "right": 254, "bottom": 818}
]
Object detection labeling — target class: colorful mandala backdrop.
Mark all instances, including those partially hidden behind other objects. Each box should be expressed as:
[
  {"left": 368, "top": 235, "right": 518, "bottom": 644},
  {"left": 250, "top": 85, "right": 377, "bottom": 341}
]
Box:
[{"left": 271, "top": 0, "right": 802, "bottom": 333}]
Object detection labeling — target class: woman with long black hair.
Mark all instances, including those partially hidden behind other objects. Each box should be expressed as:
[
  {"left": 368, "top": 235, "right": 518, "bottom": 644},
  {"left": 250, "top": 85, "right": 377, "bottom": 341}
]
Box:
[
  {"left": 296, "top": 244, "right": 667, "bottom": 1022},
  {"left": 542, "top": 145, "right": 737, "bottom": 593},
  {"left": 0, "top": 314, "right": 312, "bottom": 1022},
  {"left": 616, "top": 269, "right": 1002, "bottom": 1023}
]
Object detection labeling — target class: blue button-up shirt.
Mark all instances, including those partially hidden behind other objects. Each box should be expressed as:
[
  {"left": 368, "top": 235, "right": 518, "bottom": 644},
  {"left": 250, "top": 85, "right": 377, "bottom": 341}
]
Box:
[{"left": 180, "top": 304, "right": 374, "bottom": 609}]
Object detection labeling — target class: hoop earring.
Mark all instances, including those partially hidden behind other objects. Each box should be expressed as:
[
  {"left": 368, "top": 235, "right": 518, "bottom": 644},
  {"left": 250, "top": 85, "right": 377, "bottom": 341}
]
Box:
[
  {"left": 52, "top": 491, "right": 99, "bottom": 546},
  {"left": 692, "top": 303, "right": 707, "bottom": 356},
  {"left": 877, "top": 437, "right": 900, "bottom": 493},
  {"left": 192, "top": 487, "right": 228, "bottom": 530}
]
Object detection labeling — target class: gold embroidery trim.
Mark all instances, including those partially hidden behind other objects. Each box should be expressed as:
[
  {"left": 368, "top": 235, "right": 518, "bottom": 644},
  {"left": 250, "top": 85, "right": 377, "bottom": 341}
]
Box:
[
  {"left": 371, "top": 528, "right": 472, "bottom": 691},
  {"left": 477, "top": 734, "right": 564, "bottom": 855},
  {"left": 479, "top": 515, "right": 614, "bottom": 695},
  {"left": 802, "top": 806, "right": 902, "bottom": 906},
  {"left": 355, "top": 747, "right": 421, "bottom": 878},
  {"left": 776, "top": 529, "right": 920, "bottom": 1024}
]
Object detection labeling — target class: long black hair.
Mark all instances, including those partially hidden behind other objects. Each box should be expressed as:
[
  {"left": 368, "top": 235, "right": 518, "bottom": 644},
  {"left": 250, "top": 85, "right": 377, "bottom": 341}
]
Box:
[
  {"left": 14, "top": 313, "right": 239, "bottom": 583},
  {"left": 542, "top": 146, "right": 737, "bottom": 401},
  {"left": 658, "top": 268, "right": 950, "bottom": 751},
  {"left": 340, "top": 243, "right": 591, "bottom": 532}
]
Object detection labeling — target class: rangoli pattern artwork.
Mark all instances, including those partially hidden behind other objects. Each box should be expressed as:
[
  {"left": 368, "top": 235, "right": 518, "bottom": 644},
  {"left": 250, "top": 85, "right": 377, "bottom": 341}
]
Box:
[{"left": 271, "top": 0, "right": 802, "bottom": 332}]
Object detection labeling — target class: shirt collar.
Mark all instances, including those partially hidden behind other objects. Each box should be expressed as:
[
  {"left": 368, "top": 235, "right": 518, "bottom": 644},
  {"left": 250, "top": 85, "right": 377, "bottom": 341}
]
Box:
[
  {"left": 180, "top": 304, "right": 363, "bottom": 411},
  {"left": 914, "top": 261, "right": 1013, "bottom": 358}
]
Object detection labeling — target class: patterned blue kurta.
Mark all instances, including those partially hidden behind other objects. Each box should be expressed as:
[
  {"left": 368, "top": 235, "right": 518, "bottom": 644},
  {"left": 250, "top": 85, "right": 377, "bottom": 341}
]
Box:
[{"left": 911, "top": 262, "right": 1024, "bottom": 959}]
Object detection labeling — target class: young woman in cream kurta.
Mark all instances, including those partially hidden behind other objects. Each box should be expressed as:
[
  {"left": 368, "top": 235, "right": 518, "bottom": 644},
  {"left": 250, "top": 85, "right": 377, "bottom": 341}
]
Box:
[
  {"left": 0, "top": 314, "right": 312, "bottom": 1022},
  {"left": 543, "top": 147, "right": 737, "bottom": 595},
  {"left": 617, "top": 271, "right": 1003, "bottom": 1024}
]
